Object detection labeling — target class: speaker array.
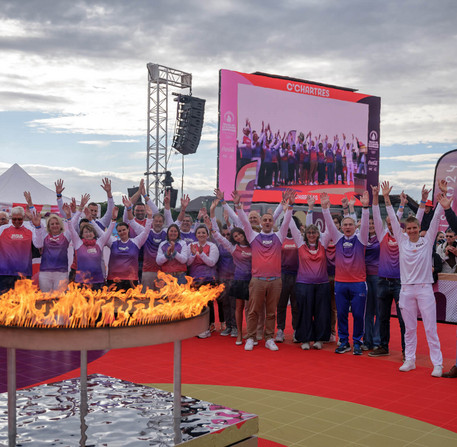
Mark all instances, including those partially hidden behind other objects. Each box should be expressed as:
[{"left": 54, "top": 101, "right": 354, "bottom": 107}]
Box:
[{"left": 172, "top": 95, "right": 205, "bottom": 155}]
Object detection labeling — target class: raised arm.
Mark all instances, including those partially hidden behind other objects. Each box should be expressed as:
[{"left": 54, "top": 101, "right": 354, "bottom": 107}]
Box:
[
  {"left": 69, "top": 194, "right": 90, "bottom": 249},
  {"left": 97, "top": 207, "right": 118, "bottom": 248},
  {"left": 129, "top": 179, "right": 144, "bottom": 206},
  {"left": 321, "top": 192, "right": 342, "bottom": 243},
  {"left": 416, "top": 185, "right": 429, "bottom": 224},
  {"left": 232, "top": 190, "right": 256, "bottom": 243},
  {"left": 348, "top": 196, "right": 358, "bottom": 223},
  {"left": 357, "top": 191, "right": 370, "bottom": 245},
  {"left": 122, "top": 196, "right": 134, "bottom": 223},
  {"left": 303, "top": 195, "right": 315, "bottom": 226},
  {"left": 277, "top": 190, "right": 294, "bottom": 243},
  {"left": 289, "top": 214, "right": 304, "bottom": 248},
  {"left": 438, "top": 181, "right": 457, "bottom": 233},
  {"left": 208, "top": 217, "right": 235, "bottom": 253},
  {"left": 176, "top": 194, "right": 190, "bottom": 223},
  {"left": 382, "top": 181, "right": 402, "bottom": 240},
  {"left": 396, "top": 190, "right": 407, "bottom": 220},
  {"left": 83, "top": 207, "right": 105, "bottom": 239},
  {"left": 131, "top": 205, "right": 153, "bottom": 248},
  {"left": 371, "top": 185, "right": 385, "bottom": 240},
  {"left": 23, "top": 191, "right": 37, "bottom": 216},
  {"left": 163, "top": 190, "right": 174, "bottom": 227},
  {"left": 55, "top": 179, "right": 66, "bottom": 218},
  {"left": 96, "top": 177, "right": 114, "bottom": 229}
]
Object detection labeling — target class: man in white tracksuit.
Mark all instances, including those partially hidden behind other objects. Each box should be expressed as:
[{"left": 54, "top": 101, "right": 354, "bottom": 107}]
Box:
[{"left": 382, "top": 181, "right": 443, "bottom": 377}]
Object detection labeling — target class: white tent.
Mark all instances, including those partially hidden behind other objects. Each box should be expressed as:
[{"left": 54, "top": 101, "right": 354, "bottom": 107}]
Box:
[{"left": 0, "top": 163, "right": 71, "bottom": 215}]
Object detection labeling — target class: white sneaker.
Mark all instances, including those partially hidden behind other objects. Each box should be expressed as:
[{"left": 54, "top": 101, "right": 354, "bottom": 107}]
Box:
[
  {"left": 197, "top": 330, "right": 211, "bottom": 339},
  {"left": 245, "top": 338, "right": 254, "bottom": 351},
  {"left": 275, "top": 329, "right": 285, "bottom": 343},
  {"left": 293, "top": 331, "right": 299, "bottom": 343},
  {"left": 301, "top": 342, "right": 310, "bottom": 350},
  {"left": 313, "top": 341, "right": 323, "bottom": 350},
  {"left": 431, "top": 365, "right": 443, "bottom": 378},
  {"left": 265, "top": 339, "right": 279, "bottom": 351},
  {"left": 399, "top": 360, "right": 416, "bottom": 372}
]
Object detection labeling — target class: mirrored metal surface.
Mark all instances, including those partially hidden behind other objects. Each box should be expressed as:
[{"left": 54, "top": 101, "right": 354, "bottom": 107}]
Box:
[{"left": 0, "top": 374, "right": 258, "bottom": 446}]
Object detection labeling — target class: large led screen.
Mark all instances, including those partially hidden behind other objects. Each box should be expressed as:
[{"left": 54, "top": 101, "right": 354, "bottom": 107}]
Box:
[{"left": 218, "top": 69, "right": 381, "bottom": 204}]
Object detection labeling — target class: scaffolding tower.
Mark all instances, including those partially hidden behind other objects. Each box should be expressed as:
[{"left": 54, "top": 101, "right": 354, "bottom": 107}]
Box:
[{"left": 145, "top": 63, "right": 192, "bottom": 205}]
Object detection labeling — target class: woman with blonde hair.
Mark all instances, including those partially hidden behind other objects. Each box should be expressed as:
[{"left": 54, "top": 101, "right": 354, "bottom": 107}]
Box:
[{"left": 35, "top": 212, "right": 72, "bottom": 292}]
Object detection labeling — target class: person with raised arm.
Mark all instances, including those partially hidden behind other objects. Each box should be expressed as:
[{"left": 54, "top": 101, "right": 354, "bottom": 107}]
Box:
[
  {"left": 68, "top": 194, "right": 117, "bottom": 289},
  {"left": 321, "top": 190, "right": 370, "bottom": 355},
  {"left": 436, "top": 192, "right": 457, "bottom": 378},
  {"left": 0, "top": 193, "right": 41, "bottom": 293},
  {"left": 233, "top": 189, "right": 294, "bottom": 351},
  {"left": 208, "top": 215, "right": 252, "bottom": 345},
  {"left": 188, "top": 218, "right": 220, "bottom": 338},
  {"left": 275, "top": 210, "right": 301, "bottom": 344},
  {"left": 362, "top": 202, "right": 381, "bottom": 351},
  {"left": 127, "top": 188, "right": 169, "bottom": 291},
  {"left": 209, "top": 198, "right": 235, "bottom": 335},
  {"left": 368, "top": 185, "right": 406, "bottom": 359},
  {"left": 289, "top": 206, "right": 331, "bottom": 350},
  {"left": 175, "top": 194, "right": 198, "bottom": 244},
  {"left": 106, "top": 201, "right": 153, "bottom": 291},
  {"left": 35, "top": 203, "right": 73, "bottom": 292},
  {"left": 382, "top": 180, "right": 444, "bottom": 377},
  {"left": 85, "top": 178, "right": 115, "bottom": 230},
  {"left": 55, "top": 178, "right": 67, "bottom": 218}
]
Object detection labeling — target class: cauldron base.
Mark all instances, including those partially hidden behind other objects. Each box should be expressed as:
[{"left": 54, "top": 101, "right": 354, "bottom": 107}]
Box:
[{"left": 0, "top": 374, "right": 258, "bottom": 446}]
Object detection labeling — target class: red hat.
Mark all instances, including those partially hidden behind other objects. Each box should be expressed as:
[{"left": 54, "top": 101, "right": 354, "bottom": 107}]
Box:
[{"left": 425, "top": 200, "right": 433, "bottom": 207}]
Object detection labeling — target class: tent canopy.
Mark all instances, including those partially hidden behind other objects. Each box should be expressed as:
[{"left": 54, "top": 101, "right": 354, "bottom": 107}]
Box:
[{"left": 0, "top": 163, "right": 71, "bottom": 214}]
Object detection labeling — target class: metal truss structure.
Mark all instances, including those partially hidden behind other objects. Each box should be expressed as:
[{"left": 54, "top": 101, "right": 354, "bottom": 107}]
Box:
[{"left": 146, "top": 63, "right": 192, "bottom": 206}]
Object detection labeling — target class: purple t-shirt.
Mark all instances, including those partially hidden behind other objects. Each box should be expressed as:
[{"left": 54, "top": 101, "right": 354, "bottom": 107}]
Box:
[{"left": 40, "top": 233, "right": 70, "bottom": 273}]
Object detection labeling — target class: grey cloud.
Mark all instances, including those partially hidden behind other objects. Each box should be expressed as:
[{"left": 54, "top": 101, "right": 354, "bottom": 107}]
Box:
[{"left": 0, "top": 91, "right": 71, "bottom": 105}]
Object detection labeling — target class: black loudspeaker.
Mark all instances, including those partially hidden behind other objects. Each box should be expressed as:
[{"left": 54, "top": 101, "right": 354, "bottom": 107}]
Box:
[
  {"left": 167, "top": 188, "right": 178, "bottom": 208},
  {"left": 172, "top": 95, "right": 205, "bottom": 155}
]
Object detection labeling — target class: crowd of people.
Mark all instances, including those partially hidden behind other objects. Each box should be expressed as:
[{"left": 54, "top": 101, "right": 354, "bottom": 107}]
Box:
[
  {"left": 237, "top": 119, "right": 367, "bottom": 189},
  {"left": 0, "top": 176, "right": 456, "bottom": 379}
]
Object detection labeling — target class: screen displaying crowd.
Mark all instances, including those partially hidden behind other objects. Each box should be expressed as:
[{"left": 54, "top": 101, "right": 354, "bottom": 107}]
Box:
[{"left": 237, "top": 119, "right": 367, "bottom": 189}]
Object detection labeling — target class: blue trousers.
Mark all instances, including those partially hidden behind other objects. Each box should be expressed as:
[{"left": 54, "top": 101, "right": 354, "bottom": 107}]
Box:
[{"left": 335, "top": 281, "right": 367, "bottom": 345}]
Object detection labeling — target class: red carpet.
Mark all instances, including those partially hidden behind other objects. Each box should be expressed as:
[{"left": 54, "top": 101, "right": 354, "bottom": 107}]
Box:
[{"left": 43, "top": 315, "right": 457, "bottom": 436}]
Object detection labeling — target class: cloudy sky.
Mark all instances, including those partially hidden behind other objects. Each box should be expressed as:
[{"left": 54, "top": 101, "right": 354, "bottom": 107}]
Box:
[{"left": 0, "top": 0, "right": 456, "bottom": 204}]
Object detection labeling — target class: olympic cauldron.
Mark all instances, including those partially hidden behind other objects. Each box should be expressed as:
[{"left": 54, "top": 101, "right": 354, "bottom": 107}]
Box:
[{"left": 0, "top": 273, "right": 224, "bottom": 446}]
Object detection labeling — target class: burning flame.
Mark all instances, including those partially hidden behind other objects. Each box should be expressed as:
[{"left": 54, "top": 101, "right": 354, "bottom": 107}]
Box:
[{"left": 0, "top": 272, "right": 224, "bottom": 329}]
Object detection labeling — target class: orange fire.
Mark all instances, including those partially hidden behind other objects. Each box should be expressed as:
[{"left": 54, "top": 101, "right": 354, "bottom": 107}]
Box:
[{"left": 0, "top": 272, "right": 224, "bottom": 328}]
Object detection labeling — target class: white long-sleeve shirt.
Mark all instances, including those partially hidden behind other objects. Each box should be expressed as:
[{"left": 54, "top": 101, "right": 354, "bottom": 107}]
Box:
[{"left": 386, "top": 203, "right": 444, "bottom": 285}]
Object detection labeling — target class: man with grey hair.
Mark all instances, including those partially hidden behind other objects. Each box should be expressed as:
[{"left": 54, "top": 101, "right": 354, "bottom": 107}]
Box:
[{"left": 0, "top": 206, "right": 41, "bottom": 294}]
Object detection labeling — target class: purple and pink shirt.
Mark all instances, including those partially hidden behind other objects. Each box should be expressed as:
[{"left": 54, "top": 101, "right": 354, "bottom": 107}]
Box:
[
  {"left": 188, "top": 241, "right": 219, "bottom": 282},
  {"left": 323, "top": 208, "right": 369, "bottom": 282},
  {"left": 212, "top": 229, "right": 252, "bottom": 281},
  {"left": 238, "top": 207, "right": 292, "bottom": 278},
  {"left": 289, "top": 217, "right": 329, "bottom": 284},
  {"left": 0, "top": 223, "right": 38, "bottom": 277},
  {"left": 107, "top": 218, "right": 152, "bottom": 281},
  {"left": 69, "top": 212, "right": 115, "bottom": 284},
  {"left": 156, "top": 239, "right": 189, "bottom": 273},
  {"left": 37, "top": 229, "right": 71, "bottom": 273}
]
